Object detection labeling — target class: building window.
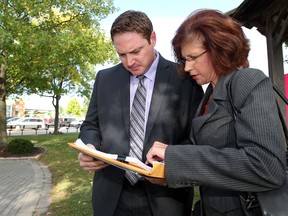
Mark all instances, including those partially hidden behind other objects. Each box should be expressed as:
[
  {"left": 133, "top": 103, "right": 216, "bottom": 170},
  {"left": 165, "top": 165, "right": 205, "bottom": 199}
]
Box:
[{"left": 6, "top": 105, "right": 12, "bottom": 117}]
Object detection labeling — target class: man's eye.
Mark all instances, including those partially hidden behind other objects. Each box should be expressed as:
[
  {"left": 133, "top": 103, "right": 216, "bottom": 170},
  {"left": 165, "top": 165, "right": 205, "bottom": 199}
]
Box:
[{"left": 133, "top": 49, "right": 141, "bottom": 54}]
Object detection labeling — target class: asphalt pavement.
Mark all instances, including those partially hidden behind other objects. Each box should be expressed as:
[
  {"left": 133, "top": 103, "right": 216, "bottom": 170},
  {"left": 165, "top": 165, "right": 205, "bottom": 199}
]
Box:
[
  {"left": 1, "top": 126, "right": 77, "bottom": 215},
  {"left": 0, "top": 155, "right": 51, "bottom": 216}
]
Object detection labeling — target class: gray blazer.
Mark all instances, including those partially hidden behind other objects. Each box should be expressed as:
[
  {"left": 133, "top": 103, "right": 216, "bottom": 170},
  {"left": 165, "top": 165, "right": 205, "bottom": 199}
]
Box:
[
  {"left": 165, "top": 68, "right": 286, "bottom": 215},
  {"left": 79, "top": 54, "right": 203, "bottom": 216}
]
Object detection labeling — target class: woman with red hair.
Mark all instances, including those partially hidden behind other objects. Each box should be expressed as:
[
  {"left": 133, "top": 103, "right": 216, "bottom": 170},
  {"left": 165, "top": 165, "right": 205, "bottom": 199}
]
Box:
[{"left": 147, "top": 9, "right": 286, "bottom": 216}]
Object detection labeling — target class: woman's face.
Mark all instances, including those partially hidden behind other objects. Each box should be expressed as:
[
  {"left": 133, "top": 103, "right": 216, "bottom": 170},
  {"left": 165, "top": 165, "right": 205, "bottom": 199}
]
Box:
[{"left": 181, "top": 41, "right": 218, "bottom": 87}]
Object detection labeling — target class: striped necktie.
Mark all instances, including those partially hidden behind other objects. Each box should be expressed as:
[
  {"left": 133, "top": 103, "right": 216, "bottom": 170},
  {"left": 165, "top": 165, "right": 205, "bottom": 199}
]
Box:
[{"left": 126, "top": 75, "right": 146, "bottom": 185}]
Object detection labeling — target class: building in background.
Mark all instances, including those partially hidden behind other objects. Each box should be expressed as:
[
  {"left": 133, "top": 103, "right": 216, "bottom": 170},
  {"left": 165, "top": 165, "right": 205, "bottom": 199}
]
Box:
[
  {"left": 6, "top": 95, "right": 55, "bottom": 119},
  {"left": 6, "top": 99, "right": 25, "bottom": 117}
]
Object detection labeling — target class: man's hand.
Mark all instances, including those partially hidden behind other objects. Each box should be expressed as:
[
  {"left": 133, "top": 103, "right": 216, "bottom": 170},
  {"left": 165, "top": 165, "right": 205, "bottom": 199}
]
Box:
[{"left": 78, "top": 144, "right": 109, "bottom": 173}]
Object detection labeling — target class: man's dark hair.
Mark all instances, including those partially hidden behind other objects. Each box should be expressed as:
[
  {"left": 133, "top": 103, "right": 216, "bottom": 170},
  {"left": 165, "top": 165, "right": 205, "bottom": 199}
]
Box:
[{"left": 110, "top": 10, "right": 153, "bottom": 43}]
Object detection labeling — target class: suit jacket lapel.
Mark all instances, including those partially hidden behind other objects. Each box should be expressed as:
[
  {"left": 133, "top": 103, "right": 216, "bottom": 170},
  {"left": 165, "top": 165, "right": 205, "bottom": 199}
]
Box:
[
  {"left": 118, "top": 58, "right": 170, "bottom": 148},
  {"left": 145, "top": 56, "right": 170, "bottom": 144},
  {"left": 118, "top": 66, "right": 131, "bottom": 140}
]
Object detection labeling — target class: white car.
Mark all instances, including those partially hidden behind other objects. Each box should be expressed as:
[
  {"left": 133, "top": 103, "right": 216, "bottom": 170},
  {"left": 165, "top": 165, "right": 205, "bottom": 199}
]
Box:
[
  {"left": 58, "top": 117, "right": 78, "bottom": 127},
  {"left": 6, "top": 117, "right": 20, "bottom": 123},
  {"left": 7, "top": 117, "right": 45, "bottom": 130},
  {"left": 70, "top": 119, "right": 84, "bottom": 128}
]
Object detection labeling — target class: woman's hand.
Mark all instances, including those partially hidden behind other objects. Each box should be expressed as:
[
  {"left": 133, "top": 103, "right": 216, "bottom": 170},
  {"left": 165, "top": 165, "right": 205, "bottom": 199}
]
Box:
[
  {"left": 146, "top": 141, "right": 168, "bottom": 164},
  {"left": 78, "top": 144, "right": 109, "bottom": 173},
  {"left": 145, "top": 177, "right": 168, "bottom": 186}
]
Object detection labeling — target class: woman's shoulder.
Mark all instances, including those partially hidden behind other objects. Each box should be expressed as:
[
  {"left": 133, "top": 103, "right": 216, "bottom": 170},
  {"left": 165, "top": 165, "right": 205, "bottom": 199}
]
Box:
[
  {"left": 229, "top": 68, "right": 270, "bottom": 107},
  {"left": 233, "top": 68, "right": 267, "bottom": 84},
  {"left": 231, "top": 67, "right": 269, "bottom": 90}
]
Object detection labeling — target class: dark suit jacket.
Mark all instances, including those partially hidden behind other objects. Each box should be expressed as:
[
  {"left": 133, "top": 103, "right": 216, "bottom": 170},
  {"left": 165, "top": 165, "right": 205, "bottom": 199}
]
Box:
[
  {"left": 165, "top": 68, "right": 286, "bottom": 215},
  {"left": 79, "top": 54, "right": 203, "bottom": 216}
]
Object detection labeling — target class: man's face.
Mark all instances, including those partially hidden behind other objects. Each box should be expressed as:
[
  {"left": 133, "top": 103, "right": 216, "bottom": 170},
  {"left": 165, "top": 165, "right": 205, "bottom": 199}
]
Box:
[{"left": 113, "top": 31, "right": 156, "bottom": 76}]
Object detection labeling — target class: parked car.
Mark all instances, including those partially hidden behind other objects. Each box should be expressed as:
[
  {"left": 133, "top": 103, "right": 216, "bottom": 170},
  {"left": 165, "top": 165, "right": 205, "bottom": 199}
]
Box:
[
  {"left": 44, "top": 118, "right": 54, "bottom": 124},
  {"left": 7, "top": 117, "right": 45, "bottom": 130},
  {"left": 70, "top": 119, "right": 84, "bottom": 128},
  {"left": 6, "top": 117, "right": 20, "bottom": 123},
  {"left": 6, "top": 117, "right": 14, "bottom": 121},
  {"left": 58, "top": 117, "right": 78, "bottom": 127}
]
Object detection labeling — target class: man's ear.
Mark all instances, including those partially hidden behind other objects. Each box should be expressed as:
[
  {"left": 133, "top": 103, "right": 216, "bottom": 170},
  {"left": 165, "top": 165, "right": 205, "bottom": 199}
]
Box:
[{"left": 150, "top": 31, "right": 156, "bottom": 46}]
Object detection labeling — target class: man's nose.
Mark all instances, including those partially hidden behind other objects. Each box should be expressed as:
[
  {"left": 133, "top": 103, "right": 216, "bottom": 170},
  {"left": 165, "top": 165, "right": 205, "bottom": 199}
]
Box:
[{"left": 126, "top": 55, "right": 135, "bottom": 66}]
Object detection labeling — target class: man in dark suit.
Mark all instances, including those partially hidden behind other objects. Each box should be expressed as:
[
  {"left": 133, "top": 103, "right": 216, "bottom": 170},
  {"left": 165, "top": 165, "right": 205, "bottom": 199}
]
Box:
[{"left": 78, "top": 10, "right": 203, "bottom": 216}]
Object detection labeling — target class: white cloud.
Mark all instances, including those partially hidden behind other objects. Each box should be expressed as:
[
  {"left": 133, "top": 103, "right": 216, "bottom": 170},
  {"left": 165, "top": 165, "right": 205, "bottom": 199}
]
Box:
[
  {"left": 153, "top": 17, "right": 182, "bottom": 61},
  {"left": 243, "top": 27, "right": 269, "bottom": 76}
]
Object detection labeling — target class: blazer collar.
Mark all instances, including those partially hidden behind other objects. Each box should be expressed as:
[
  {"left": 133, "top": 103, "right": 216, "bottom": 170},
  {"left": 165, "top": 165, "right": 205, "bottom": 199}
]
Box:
[
  {"left": 191, "top": 71, "right": 237, "bottom": 143},
  {"left": 212, "top": 71, "right": 236, "bottom": 101}
]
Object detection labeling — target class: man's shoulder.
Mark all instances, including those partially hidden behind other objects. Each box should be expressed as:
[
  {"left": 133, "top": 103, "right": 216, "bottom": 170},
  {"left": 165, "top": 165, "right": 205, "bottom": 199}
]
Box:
[
  {"left": 96, "top": 64, "right": 127, "bottom": 80},
  {"left": 158, "top": 54, "right": 176, "bottom": 67},
  {"left": 99, "top": 63, "right": 123, "bottom": 73}
]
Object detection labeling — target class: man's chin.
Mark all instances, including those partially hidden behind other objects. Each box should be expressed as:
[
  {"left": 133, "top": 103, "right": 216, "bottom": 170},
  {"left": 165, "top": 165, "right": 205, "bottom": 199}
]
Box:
[{"left": 129, "top": 69, "right": 145, "bottom": 76}]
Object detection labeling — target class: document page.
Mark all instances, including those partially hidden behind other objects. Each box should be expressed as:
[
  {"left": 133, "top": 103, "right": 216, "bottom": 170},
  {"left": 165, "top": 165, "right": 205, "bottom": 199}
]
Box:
[{"left": 74, "top": 139, "right": 152, "bottom": 172}]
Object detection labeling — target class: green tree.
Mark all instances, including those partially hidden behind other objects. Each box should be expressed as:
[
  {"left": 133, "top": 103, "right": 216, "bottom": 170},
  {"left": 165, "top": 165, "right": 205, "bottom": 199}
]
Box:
[
  {"left": 81, "top": 97, "right": 90, "bottom": 117},
  {"left": 59, "top": 106, "right": 66, "bottom": 117},
  {"left": 66, "top": 98, "right": 82, "bottom": 118},
  {"left": 0, "top": 0, "right": 118, "bottom": 146}
]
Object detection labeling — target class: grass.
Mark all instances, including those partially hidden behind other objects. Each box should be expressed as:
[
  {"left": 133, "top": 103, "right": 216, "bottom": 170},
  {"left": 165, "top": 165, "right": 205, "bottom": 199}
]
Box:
[{"left": 7, "top": 133, "right": 200, "bottom": 215}]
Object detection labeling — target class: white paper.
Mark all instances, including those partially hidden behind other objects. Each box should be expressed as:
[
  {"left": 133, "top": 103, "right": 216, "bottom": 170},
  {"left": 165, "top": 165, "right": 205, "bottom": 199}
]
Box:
[{"left": 75, "top": 139, "right": 152, "bottom": 172}]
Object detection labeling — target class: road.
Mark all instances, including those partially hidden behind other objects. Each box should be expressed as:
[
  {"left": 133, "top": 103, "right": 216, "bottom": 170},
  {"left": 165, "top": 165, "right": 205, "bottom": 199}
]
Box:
[{"left": 6, "top": 126, "right": 80, "bottom": 136}]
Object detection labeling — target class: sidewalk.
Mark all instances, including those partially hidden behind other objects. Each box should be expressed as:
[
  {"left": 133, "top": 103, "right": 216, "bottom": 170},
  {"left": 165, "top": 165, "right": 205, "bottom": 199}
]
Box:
[{"left": 0, "top": 157, "right": 51, "bottom": 216}]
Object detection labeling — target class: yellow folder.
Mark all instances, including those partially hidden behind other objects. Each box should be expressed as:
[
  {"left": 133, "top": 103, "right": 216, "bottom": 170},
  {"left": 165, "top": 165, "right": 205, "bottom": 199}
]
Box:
[{"left": 68, "top": 140, "right": 165, "bottom": 178}]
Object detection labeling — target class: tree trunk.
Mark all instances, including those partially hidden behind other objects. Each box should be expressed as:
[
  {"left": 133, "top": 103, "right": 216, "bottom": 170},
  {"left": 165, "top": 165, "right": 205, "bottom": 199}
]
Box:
[
  {"left": 52, "top": 94, "right": 61, "bottom": 134},
  {"left": 0, "top": 55, "right": 8, "bottom": 147},
  {"left": 0, "top": 100, "right": 7, "bottom": 148}
]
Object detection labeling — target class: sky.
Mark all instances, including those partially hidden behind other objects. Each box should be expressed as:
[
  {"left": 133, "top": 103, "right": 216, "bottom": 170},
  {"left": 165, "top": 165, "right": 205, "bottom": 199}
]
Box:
[
  {"left": 25, "top": 0, "right": 288, "bottom": 110},
  {"left": 99, "top": 0, "right": 288, "bottom": 76}
]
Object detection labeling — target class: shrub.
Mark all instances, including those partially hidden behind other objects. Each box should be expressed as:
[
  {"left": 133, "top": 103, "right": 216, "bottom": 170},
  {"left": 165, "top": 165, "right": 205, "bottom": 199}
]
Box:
[{"left": 7, "top": 138, "right": 34, "bottom": 154}]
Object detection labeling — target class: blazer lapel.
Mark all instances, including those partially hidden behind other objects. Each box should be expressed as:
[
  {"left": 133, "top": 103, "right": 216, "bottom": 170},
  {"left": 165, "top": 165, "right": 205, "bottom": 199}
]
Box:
[
  {"left": 196, "top": 84, "right": 213, "bottom": 117},
  {"left": 191, "top": 73, "right": 236, "bottom": 144},
  {"left": 192, "top": 84, "right": 215, "bottom": 137}
]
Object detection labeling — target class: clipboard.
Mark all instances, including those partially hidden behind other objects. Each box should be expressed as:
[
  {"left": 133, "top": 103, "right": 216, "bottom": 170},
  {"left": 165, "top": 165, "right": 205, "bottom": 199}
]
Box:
[{"left": 68, "top": 139, "right": 165, "bottom": 178}]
